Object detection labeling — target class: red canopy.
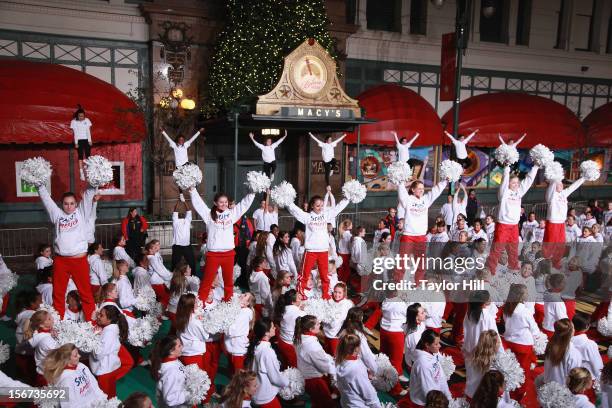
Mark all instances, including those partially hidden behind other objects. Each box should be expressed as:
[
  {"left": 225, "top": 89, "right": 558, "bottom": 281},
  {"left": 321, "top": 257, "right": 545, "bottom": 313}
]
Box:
[
  {"left": 441, "top": 92, "right": 584, "bottom": 148},
  {"left": 345, "top": 84, "right": 443, "bottom": 146},
  {"left": 0, "top": 60, "right": 145, "bottom": 144},
  {"left": 583, "top": 102, "right": 612, "bottom": 147}
]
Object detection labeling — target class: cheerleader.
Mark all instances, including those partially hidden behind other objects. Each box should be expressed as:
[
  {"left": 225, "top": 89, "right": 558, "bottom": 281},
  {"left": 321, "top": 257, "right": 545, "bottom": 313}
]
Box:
[
  {"left": 274, "top": 289, "right": 305, "bottom": 368},
  {"left": 452, "top": 183, "right": 468, "bottom": 225},
  {"left": 463, "top": 292, "right": 500, "bottom": 356},
  {"left": 36, "top": 267, "right": 53, "bottom": 305},
  {"left": 397, "top": 179, "right": 448, "bottom": 283},
  {"left": 543, "top": 318, "right": 581, "bottom": 385},
  {"left": 249, "top": 130, "right": 287, "bottom": 180},
  {"left": 71, "top": 105, "right": 92, "bottom": 180},
  {"left": 113, "top": 236, "right": 135, "bottom": 268},
  {"left": 273, "top": 231, "right": 297, "bottom": 281},
  {"left": 171, "top": 197, "right": 196, "bottom": 273},
  {"left": 151, "top": 335, "right": 190, "bottom": 408},
  {"left": 468, "top": 219, "right": 488, "bottom": 242},
  {"left": 145, "top": 240, "right": 172, "bottom": 307},
  {"left": 570, "top": 315, "right": 603, "bottom": 382},
  {"left": 287, "top": 193, "right": 349, "bottom": 300},
  {"left": 175, "top": 293, "right": 208, "bottom": 370},
  {"left": 310, "top": 132, "right": 347, "bottom": 187},
  {"left": 322, "top": 283, "right": 354, "bottom": 356},
  {"left": 424, "top": 391, "right": 449, "bottom": 408},
  {"left": 37, "top": 184, "right": 96, "bottom": 320},
  {"left": 220, "top": 369, "right": 258, "bottom": 408},
  {"left": 393, "top": 131, "right": 420, "bottom": 165},
  {"left": 265, "top": 228, "right": 278, "bottom": 277},
  {"left": 35, "top": 244, "right": 53, "bottom": 270},
  {"left": 567, "top": 368, "right": 595, "bottom": 408},
  {"left": 380, "top": 290, "right": 408, "bottom": 396},
  {"left": 112, "top": 260, "right": 135, "bottom": 312},
  {"left": 121, "top": 392, "right": 154, "bottom": 408},
  {"left": 444, "top": 129, "right": 478, "bottom": 168},
  {"left": 245, "top": 318, "right": 289, "bottom": 407},
  {"left": 337, "top": 307, "right": 377, "bottom": 374},
  {"left": 225, "top": 293, "right": 255, "bottom": 374},
  {"left": 498, "top": 133, "right": 526, "bottom": 148},
  {"left": 373, "top": 219, "right": 390, "bottom": 251},
  {"left": 520, "top": 212, "right": 538, "bottom": 241},
  {"left": 161, "top": 127, "right": 204, "bottom": 167},
  {"left": 427, "top": 221, "right": 449, "bottom": 259},
  {"left": 485, "top": 215, "right": 496, "bottom": 242},
  {"left": 167, "top": 263, "right": 193, "bottom": 321},
  {"left": 408, "top": 329, "right": 451, "bottom": 406},
  {"left": 404, "top": 303, "right": 427, "bottom": 368},
  {"left": 90, "top": 305, "right": 129, "bottom": 397},
  {"left": 471, "top": 370, "right": 516, "bottom": 408},
  {"left": 14, "top": 291, "right": 41, "bottom": 384},
  {"left": 350, "top": 226, "right": 368, "bottom": 289},
  {"left": 249, "top": 256, "right": 273, "bottom": 319},
  {"left": 65, "top": 290, "right": 84, "bottom": 322},
  {"left": 25, "top": 309, "right": 58, "bottom": 386},
  {"left": 576, "top": 227, "right": 599, "bottom": 287},
  {"left": 541, "top": 273, "right": 568, "bottom": 338},
  {"left": 294, "top": 315, "right": 337, "bottom": 408},
  {"left": 290, "top": 227, "right": 305, "bottom": 267},
  {"left": 88, "top": 242, "right": 109, "bottom": 295},
  {"left": 335, "top": 334, "right": 381, "bottom": 408},
  {"left": 43, "top": 343, "right": 106, "bottom": 406},
  {"left": 464, "top": 330, "right": 501, "bottom": 398},
  {"left": 253, "top": 199, "right": 266, "bottom": 232},
  {"left": 189, "top": 189, "right": 255, "bottom": 302},
  {"left": 486, "top": 164, "right": 539, "bottom": 273},
  {"left": 271, "top": 270, "right": 292, "bottom": 304},
  {"left": 132, "top": 252, "right": 151, "bottom": 293}
]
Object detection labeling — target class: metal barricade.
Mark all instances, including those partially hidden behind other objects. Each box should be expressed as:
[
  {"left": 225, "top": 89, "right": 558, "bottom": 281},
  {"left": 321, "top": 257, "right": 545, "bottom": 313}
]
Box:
[{"left": 0, "top": 227, "right": 52, "bottom": 259}]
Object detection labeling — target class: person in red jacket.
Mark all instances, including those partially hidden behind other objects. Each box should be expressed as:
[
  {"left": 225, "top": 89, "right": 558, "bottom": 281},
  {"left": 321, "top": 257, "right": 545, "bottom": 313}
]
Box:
[{"left": 121, "top": 208, "right": 149, "bottom": 260}]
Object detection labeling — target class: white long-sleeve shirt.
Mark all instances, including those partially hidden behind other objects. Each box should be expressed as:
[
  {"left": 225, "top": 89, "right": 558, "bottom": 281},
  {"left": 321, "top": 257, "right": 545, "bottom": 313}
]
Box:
[
  {"left": 249, "top": 270, "right": 273, "bottom": 316},
  {"left": 398, "top": 181, "right": 448, "bottom": 236},
  {"left": 252, "top": 136, "right": 287, "bottom": 163},
  {"left": 172, "top": 211, "right": 192, "bottom": 246},
  {"left": 265, "top": 233, "right": 277, "bottom": 273},
  {"left": 338, "top": 230, "right": 352, "bottom": 254},
  {"left": 274, "top": 247, "right": 297, "bottom": 278},
  {"left": 290, "top": 237, "right": 303, "bottom": 266},
  {"left": 542, "top": 292, "right": 567, "bottom": 332},
  {"left": 404, "top": 322, "right": 426, "bottom": 366},
  {"left": 179, "top": 314, "right": 208, "bottom": 356},
  {"left": 39, "top": 185, "right": 95, "bottom": 256},
  {"left": 37, "top": 283, "right": 53, "bottom": 305},
  {"left": 446, "top": 133, "right": 475, "bottom": 159},
  {"left": 311, "top": 134, "right": 345, "bottom": 163},
  {"left": 89, "top": 324, "right": 121, "bottom": 375},
  {"left": 55, "top": 363, "right": 106, "bottom": 408},
  {"left": 565, "top": 223, "right": 582, "bottom": 242},
  {"left": 545, "top": 178, "right": 585, "bottom": 223},
  {"left": 409, "top": 350, "right": 451, "bottom": 406},
  {"left": 503, "top": 303, "right": 540, "bottom": 345},
  {"left": 440, "top": 202, "right": 454, "bottom": 226},
  {"left": 323, "top": 298, "right": 354, "bottom": 339},
  {"left": 336, "top": 359, "right": 381, "bottom": 408},
  {"left": 88, "top": 254, "right": 109, "bottom": 286},
  {"left": 115, "top": 274, "right": 136, "bottom": 310},
  {"left": 29, "top": 330, "right": 59, "bottom": 374},
  {"left": 543, "top": 343, "right": 582, "bottom": 385},
  {"left": 224, "top": 307, "right": 253, "bottom": 356},
  {"left": 394, "top": 133, "right": 419, "bottom": 163},
  {"left": 381, "top": 298, "right": 408, "bottom": 332},
  {"left": 576, "top": 235, "right": 599, "bottom": 273},
  {"left": 355, "top": 331, "right": 377, "bottom": 374},
  {"left": 296, "top": 335, "right": 336, "bottom": 379},
  {"left": 350, "top": 236, "right": 368, "bottom": 276},
  {"left": 463, "top": 305, "right": 500, "bottom": 354},
  {"left": 252, "top": 341, "right": 290, "bottom": 405},
  {"left": 35, "top": 256, "right": 53, "bottom": 270},
  {"left": 287, "top": 200, "right": 349, "bottom": 251},
  {"left": 147, "top": 253, "right": 172, "bottom": 286},
  {"left": 498, "top": 134, "right": 525, "bottom": 147},
  {"left": 113, "top": 246, "right": 134, "bottom": 268},
  {"left": 162, "top": 130, "right": 201, "bottom": 167},
  {"left": 253, "top": 208, "right": 265, "bottom": 231},
  {"left": 70, "top": 118, "right": 92, "bottom": 144},
  {"left": 521, "top": 220, "right": 539, "bottom": 240},
  {"left": 157, "top": 359, "right": 188, "bottom": 408},
  {"left": 497, "top": 166, "right": 539, "bottom": 225},
  {"left": 452, "top": 194, "right": 467, "bottom": 225},
  {"left": 190, "top": 190, "right": 255, "bottom": 252},
  {"left": 280, "top": 304, "right": 306, "bottom": 343},
  {"left": 132, "top": 266, "right": 150, "bottom": 292},
  {"left": 571, "top": 333, "right": 603, "bottom": 380},
  {"left": 263, "top": 211, "right": 278, "bottom": 232}
]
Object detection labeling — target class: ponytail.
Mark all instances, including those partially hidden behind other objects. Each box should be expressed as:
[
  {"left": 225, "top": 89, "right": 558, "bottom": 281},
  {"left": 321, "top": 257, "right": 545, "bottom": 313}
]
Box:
[
  {"left": 150, "top": 335, "right": 180, "bottom": 380},
  {"left": 293, "top": 315, "right": 317, "bottom": 346},
  {"left": 100, "top": 305, "right": 129, "bottom": 343},
  {"left": 220, "top": 370, "right": 257, "bottom": 408},
  {"left": 416, "top": 329, "right": 439, "bottom": 351},
  {"left": 335, "top": 333, "right": 360, "bottom": 365},
  {"left": 467, "top": 290, "right": 490, "bottom": 324},
  {"left": 245, "top": 318, "right": 272, "bottom": 369},
  {"left": 24, "top": 310, "right": 50, "bottom": 340},
  {"left": 337, "top": 307, "right": 365, "bottom": 337},
  {"left": 175, "top": 293, "right": 196, "bottom": 334},
  {"left": 273, "top": 289, "right": 297, "bottom": 323}
]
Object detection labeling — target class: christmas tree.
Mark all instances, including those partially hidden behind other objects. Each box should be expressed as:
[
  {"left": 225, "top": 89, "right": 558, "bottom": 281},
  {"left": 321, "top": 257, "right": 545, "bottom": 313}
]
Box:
[{"left": 207, "top": 0, "right": 336, "bottom": 115}]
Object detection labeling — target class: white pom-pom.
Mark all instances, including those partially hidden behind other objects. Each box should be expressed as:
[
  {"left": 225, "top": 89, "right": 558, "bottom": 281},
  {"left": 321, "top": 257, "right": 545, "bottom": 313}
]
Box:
[
  {"left": 245, "top": 171, "right": 271, "bottom": 193},
  {"left": 128, "top": 316, "right": 161, "bottom": 347},
  {"left": 0, "top": 341, "right": 9, "bottom": 365},
  {"left": 173, "top": 163, "right": 202, "bottom": 190},
  {"left": 302, "top": 298, "right": 335, "bottom": 324},
  {"left": 201, "top": 295, "right": 241, "bottom": 334},
  {"left": 533, "top": 332, "right": 548, "bottom": 355},
  {"left": 491, "top": 350, "right": 525, "bottom": 392},
  {"left": 439, "top": 353, "right": 455, "bottom": 380},
  {"left": 0, "top": 272, "right": 18, "bottom": 298},
  {"left": 38, "top": 303, "right": 61, "bottom": 323},
  {"left": 537, "top": 382, "right": 574, "bottom": 407},
  {"left": 183, "top": 364, "right": 211, "bottom": 405},
  {"left": 54, "top": 320, "right": 102, "bottom": 353},
  {"left": 387, "top": 161, "right": 412, "bottom": 185},
  {"left": 494, "top": 144, "right": 520, "bottom": 166},
  {"left": 89, "top": 397, "right": 122, "bottom": 408},
  {"left": 270, "top": 181, "right": 297, "bottom": 208},
  {"left": 380, "top": 403, "right": 399, "bottom": 408},
  {"left": 35, "top": 386, "right": 63, "bottom": 408},
  {"left": 342, "top": 180, "right": 367, "bottom": 204},
  {"left": 529, "top": 144, "right": 554, "bottom": 167},
  {"left": 580, "top": 160, "right": 600, "bottom": 181},
  {"left": 278, "top": 367, "right": 305, "bottom": 400},
  {"left": 449, "top": 398, "right": 470, "bottom": 408},
  {"left": 133, "top": 286, "right": 158, "bottom": 312},
  {"left": 597, "top": 316, "right": 612, "bottom": 337},
  {"left": 439, "top": 159, "right": 464, "bottom": 182},
  {"left": 372, "top": 353, "right": 398, "bottom": 392},
  {"left": 85, "top": 155, "right": 113, "bottom": 188},
  {"left": 20, "top": 157, "right": 52, "bottom": 187},
  {"left": 544, "top": 161, "right": 565, "bottom": 182},
  {"left": 608, "top": 345, "right": 612, "bottom": 359}
]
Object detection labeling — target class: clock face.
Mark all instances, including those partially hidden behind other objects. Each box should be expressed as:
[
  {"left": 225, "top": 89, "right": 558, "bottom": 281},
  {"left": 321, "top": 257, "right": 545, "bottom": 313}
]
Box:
[{"left": 292, "top": 55, "right": 327, "bottom": 95}]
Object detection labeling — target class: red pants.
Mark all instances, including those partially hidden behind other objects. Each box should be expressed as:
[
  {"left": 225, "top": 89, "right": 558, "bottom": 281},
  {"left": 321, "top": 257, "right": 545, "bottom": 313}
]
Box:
[
  {"left": 503, "top": 340, "right": 536, "bottom": 403},
  {"left": 399, "top": 235, "right": 427, "bottom": 283},
  {"left": 542, "top": 222, "right": 565, "bottom": 269},
  {"left": 338, "top": 254, "right": 350, "bottom": 283},
  {"left": 181, "top": 354, "right": 205, "bottom": 369},
  {"left": 228, "top": 354, "right": 245, "bottom": 375},
  {"left": 298, "top": 251, "right": 330, "bottom": 300},
  {"left": 53, "top": 255, "right": 95, "bottom": 321},
  {"left": 277, "top": 339, "right": 297, "bottom": 368},
  {"left": 380, "top": 329, "right": 405, "bottom": 376},
  {"left": 258, "top": 397, "right": 282, "bottom": 408},
  {"left": 364, "top": 303, "right": 382, "bottom": 330},
  {"left": 151, "top": 284, "right": 169, "bottom": 307},
  {"left": 305, "top": 377, "right": 334, "bottom": 408},
  {"left": 448, "top": 302, "right": 467, "bottom": 340},
  {"left": 486, "top": 223, "right": 520, "bottom": 273},
  {"left": 199, "top": 250, "right": 235, "bottom": 302},
  {"left": 90, "top": 285, "right": 101, "bottom": 298},
  {"left": 564, "top": 299, "right": 576, "bottom": 321},
  {"left": 117, "top": 345, "right": 134, "bottom": 380},
  {"left": 203, "top": 340, "right": 222, "bottom": 400},
  {"left": 1, "top": 293, "right": 9, "bottom": 316},
  {"left": 534, "top": 303, "right": 544, "bottom": 327},
  {"left": 97, "top": 369, "right": 118, "bottom": 398},
  {"left": 324, "top": 337, "right": 340, "bottom": 357},
  {"left": 15, "top": 354, "right": 36, "bottom": 385},
  {"left": 254, "top": 304, "right": 264, "bottom": 320}
]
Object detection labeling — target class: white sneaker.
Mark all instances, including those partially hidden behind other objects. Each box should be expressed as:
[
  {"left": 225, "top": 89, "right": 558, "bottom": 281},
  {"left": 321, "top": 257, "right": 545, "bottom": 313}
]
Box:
[{"left": 399, "top": 375, "right": 410, "bottom": 382}]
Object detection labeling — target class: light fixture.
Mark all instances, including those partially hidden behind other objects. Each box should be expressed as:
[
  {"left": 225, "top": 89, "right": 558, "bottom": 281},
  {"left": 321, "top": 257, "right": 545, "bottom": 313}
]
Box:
[
  {"left": 180, "top": 98, "right": 196, "bottom": 110},
  {"left": 261, "top": 128, "right": 280, "bottom": 136},
  {"left": 482, "top": 0, "right": 496, "bottom": 18},
  {"left": 430, "top": 0, "right": 445, "bottom": 9},
  {"left": 172, "top": 88, "right": 183, "bottom": 99},
  {"left": 159, "top": 97, "right": 171, "bottom": 109}
]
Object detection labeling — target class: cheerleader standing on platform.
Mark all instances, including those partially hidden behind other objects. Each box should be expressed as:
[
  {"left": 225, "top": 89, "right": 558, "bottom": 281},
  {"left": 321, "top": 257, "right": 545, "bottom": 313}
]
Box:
[
  {"left": 145, "top": 240, "right": 172, "bottom": 307},
  {"left": 294, "top": 315, "right": 336, "bottom": 408},
  {"left": 161, "top": 127, "right": 204, "bottom": 167},
  {"left": 397, "top": 179, "right": 448, "bottom": 283},
  {"left": 151, "top": 335, "right": 190, "bottom": 408},
  {"left": 543, "top": 318, "right": 581, "bottom": 386},
  {"left": 309, "top": 132, "right": 347, "bottom": 187},
  {"left": 35, "top": 244, "right": 53, "bottom": 270},
  {"left": 175, "top": 293, "right": 208, "bottom": 371},
  {"left": 225, "top": 293, "right": 255, "bottom": 374},
  {"left": 287, "top": 194, "right": 349, "bottom": 300},
  {"left": 220, "top": 369, "right": 258, "bottom": 408},
  {"left": 393, "top": 131, "right": 420, "bottom": 165},
  {"left": 70, "top": 105, "right": 92, "bottom": 181},
  {"left": 88, "top": 242, "right": 108, "bottom": 295},
  {"left": 275, "top": 289, "right": 305, "bottom": 368},
  {"left": 337, "top": 307, "right": 377, "bottom": 374},
  {"left": 337, "top": 219, "right": 352, "bottom": 284},
  {"left": 335, "top": 334, "right": 381, "bottom": 408},
  {"left": 486, "top": 164, "right": 539, "bottom": 273},
  {"left": 323, "top": 283, "right": 354, "bottom": 356},
  {"left": 25, "top": 310, "right": 58, "bottom": 386},
  {"left": 498, "top": 133, "right": 526, "bottom": 148},
  {"left": 113, "top": 236, "right": 135, "bottom": 268},
  {"left": 380, "top": 291, "right": 408, "bottom": 397},
  {"left": 37, "top": 184, "right": 96, "bottom": 321},
  {"left": 444, "top": 130, "right": 478, "bottom": 168},
  {"left": 246, "top": 318, "right": 289, "bottom": 408},
  {"left": 250, "top": 131, "right": 287, "bottom": 180},
  {"left": 43, "top": 343, "right": 106, "bottom": 406},
  {"left": 249, "top": 256, "right": 273, "bottom": 319},
  {"left": 407, "top": 330, "right": 451, "bottom": 407},
  {"left": 543, "top": 177, "right": 585, "bottom": 268},
  {"left": 190, "top": 189, "right": 255, "bottom": 302}
]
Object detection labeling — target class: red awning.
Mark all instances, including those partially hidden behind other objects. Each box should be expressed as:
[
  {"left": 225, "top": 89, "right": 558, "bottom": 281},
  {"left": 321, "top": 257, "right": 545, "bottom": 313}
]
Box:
[
  {"left": 0, "top": 60, "right": 145, "bottom": 144},
  {"left": 440, "top": 92, "right": 584, "bottom": 148},
  {"left": 345, "top": 84, "right": 443, "bottom": 146},
  {"left": 583, "top": 102, "right": 612, "bottom": 147}
]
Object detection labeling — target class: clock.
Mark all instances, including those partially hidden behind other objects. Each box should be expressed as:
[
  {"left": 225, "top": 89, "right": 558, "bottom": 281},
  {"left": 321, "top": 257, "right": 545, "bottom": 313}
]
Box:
[{"left": 291, "top": 55, "right": 328, "bottom": 97}]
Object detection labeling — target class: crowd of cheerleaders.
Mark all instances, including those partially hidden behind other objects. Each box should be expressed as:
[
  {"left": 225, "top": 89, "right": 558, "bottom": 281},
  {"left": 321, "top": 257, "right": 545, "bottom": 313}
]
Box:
[{"left": 1, "top": 109, "right": 611, "bottom": 408}]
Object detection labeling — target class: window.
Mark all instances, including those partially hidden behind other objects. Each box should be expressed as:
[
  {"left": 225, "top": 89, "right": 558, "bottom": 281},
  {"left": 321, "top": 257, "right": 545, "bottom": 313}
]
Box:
[
  {"left": 410, "top": 0, "right": 427, "bottom": 35},
  {"left": 515, "top": 0, "right": 532, "bottom": 45},
  {"left": 480, "top": 0, "right": 510, "bottom": 44},
  {"left": 555, "top": 0, "right": 570, "bottom": 49},
  {"left": 573, "top": 0, "right": 594, "bottom": 50},
  {"left": 607, "top": 13, "right": 612, "bottom": 53},
  {"left": 367, "top": 0, "right": 401, "bottom": 32},
  {"left": 346, "top": 0, "right": 357, "bottom": 25}
]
